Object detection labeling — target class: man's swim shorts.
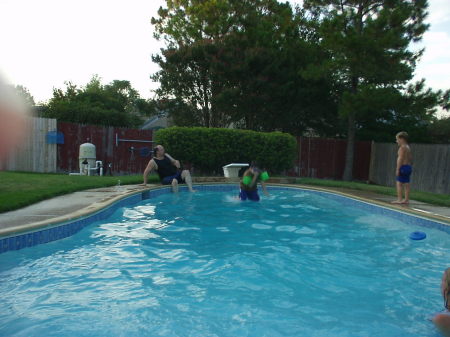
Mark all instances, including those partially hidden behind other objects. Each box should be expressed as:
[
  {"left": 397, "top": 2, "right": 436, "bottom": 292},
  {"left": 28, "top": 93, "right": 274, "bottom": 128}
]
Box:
[{"left": 162, "top": 171, "right": 183, "bottom": 185}]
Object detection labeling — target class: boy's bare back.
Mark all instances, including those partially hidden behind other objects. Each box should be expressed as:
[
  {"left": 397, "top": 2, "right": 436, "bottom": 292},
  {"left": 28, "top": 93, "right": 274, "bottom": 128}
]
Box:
[{"left": 398, "top": 144, "right": 412, "bottom": 166}]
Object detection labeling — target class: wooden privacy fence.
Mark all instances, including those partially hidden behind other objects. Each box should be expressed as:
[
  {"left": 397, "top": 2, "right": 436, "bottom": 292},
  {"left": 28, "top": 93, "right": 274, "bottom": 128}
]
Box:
[
  {"left": 369, "top": 143, "right": 450, "bottom": 194},
  {"left": 291, "top": 137, "right": 372, "bottom": 181},
  {"left": 1, "top": 117, "right": 57, "bottom": 173},
  {"left": 4, "top": 119, "right": 447, "bottom": 195},
  {"left": 57, "top": 122, "right": 153, "bottom": 174}
]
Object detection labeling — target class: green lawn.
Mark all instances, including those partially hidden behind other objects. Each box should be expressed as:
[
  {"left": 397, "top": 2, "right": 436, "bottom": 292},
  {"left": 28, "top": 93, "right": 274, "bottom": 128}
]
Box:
[
  {"left": 297, "top": 178, "right": 450, "bottom": 207},
  {"left": 0, "top": 172, "right": 448, "bottom": 214},
  {"left": 0, "top": 171, "right": 159, "bottom": 213}
]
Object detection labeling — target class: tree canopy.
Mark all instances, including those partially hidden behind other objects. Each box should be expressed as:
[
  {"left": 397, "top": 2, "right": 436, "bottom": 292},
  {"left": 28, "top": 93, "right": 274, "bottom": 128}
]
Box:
[
  {"left": 10, "top": 0, "right": 450, "bottom": 161},
  {"left": 13, "top": 85, "right": 35, "bottom": 107},
  {"left": 302, "top": 0, "right": 444, "bottom": 179},
  {"left": 150, "top": 0, "right": 449, "bottom": 167},
  {"left": 151, "top": 0, "right": 340, "bottom": 135},
  {"left": 41, "top": 76, "right": 155, "bottom": 128}
]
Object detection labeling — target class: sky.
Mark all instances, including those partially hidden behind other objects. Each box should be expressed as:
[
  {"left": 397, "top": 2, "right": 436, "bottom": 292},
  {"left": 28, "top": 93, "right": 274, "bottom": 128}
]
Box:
[{"left": 0, "top": 0, "right": 449, "bottom": 116}]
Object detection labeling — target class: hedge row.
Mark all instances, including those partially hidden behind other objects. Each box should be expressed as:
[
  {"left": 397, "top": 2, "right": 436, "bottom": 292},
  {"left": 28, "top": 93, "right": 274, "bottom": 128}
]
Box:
[{"left": 154, "top": 127, "right": 297, "bottom": 174}]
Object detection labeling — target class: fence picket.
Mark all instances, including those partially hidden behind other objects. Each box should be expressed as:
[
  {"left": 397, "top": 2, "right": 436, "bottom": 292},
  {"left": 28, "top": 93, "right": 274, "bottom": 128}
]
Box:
[
  {"left": 3, "top": 117, "right": 57, "bottom": 173},
  {"left": 369, "top": 143, "right": 450, "bottom": 194}
]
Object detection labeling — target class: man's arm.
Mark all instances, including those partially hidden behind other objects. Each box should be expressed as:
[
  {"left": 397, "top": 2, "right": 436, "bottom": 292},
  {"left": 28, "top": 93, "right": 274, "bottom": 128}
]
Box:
[
  {"left": 143, "top": 159, "right": 156, "bottom": 185},
  {"left": 165, "top": 153, "right": 180, "bottom": 169}
]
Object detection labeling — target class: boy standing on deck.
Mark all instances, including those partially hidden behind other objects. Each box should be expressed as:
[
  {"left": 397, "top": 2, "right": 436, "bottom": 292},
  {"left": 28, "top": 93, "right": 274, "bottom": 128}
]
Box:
[{"left": 391, "top": 131, "right": 413, "bottom": 205}]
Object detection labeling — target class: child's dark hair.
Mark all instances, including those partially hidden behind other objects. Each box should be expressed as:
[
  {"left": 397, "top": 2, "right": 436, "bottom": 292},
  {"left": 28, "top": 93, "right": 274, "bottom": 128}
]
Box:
[
  {"left": 396, "top": 131, "right": 409, "bottom": 143},
  {"left": 250, "top": 161, "right": 260, "bottom": 169}
]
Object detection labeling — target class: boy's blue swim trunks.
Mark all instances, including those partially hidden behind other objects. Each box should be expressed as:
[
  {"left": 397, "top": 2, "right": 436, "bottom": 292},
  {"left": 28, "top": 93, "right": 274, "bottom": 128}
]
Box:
[
  {"left": 396, "top": 164, "right": 412, "bottom": 183},
  {"left": 239, "top": 189, "right": 260, "bottom": 201}
]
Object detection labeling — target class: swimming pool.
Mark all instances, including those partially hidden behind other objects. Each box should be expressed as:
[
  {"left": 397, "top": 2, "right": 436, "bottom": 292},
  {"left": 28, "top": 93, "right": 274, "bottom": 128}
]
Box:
[{"left": 0, "top": 185, "right": 449, "bottom": 337}]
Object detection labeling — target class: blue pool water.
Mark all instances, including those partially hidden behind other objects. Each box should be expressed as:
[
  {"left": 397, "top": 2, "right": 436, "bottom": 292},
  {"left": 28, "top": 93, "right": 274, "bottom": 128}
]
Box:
[{"left": 0, "top": 188, "right": 449, "bottom": 337}]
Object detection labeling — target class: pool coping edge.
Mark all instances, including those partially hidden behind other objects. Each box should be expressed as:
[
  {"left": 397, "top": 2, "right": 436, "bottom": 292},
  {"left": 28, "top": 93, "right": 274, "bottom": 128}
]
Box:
[{"left": 0, "top": 182, "right": 448, "bottom": 240}]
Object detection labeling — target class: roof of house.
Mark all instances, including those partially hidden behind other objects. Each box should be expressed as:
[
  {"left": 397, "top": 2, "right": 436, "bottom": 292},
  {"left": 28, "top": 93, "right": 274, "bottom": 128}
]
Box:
[{"left": 141, "top": 115, "right": 168, "bottom": 130}]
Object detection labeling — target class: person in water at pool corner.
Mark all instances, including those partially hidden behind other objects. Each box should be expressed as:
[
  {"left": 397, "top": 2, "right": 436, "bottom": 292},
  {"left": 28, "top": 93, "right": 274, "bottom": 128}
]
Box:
[
  {"left": 142, "top": 145, "right": 195, "bottom": 193},
  {"left": 239, "top": 162, "right": 269, "bottom": 201},
  {"left": 433, "top": 268, "right": 450, "bottom": 337},
  {"left": 391, "top": 131, "right": 412, "bottom": 205}
]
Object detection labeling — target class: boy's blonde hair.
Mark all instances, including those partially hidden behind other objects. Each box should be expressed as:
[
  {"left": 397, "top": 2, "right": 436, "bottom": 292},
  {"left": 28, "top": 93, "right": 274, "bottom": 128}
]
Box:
[{"left": 396, "top": 131, "right": 409, "bottom": 143}]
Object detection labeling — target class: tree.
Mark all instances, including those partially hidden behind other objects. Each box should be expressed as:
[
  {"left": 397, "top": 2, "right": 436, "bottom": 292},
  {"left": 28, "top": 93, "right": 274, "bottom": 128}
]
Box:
[
  {"left": 151, "top": 0, "right": 237, "bottom": 127},
  {"left": 42, "top": 76, "right": 154, "bottom": 127},
  {"left": 152, "top": 40, "right": 223, "bottom": 127},
  {"left": 151, "top": 0, "right": 339, "bottom": 134},
  {"left": 426, "top": 89, "right": 450, "bottom": 143},
  {"left": 210, "top": 3, "right": 340, "bottom": 134},
  {"left": 12, "top": 85, "right": 35, "bottom": 107},
  {"left": 351, "top": 80, "right": 446, "bottom": 142},
  {"left": 428, "top": 117, "right": 450, "bottom": 143},
  {"left": 155, "top": 98, "right": 202, "bottom": 126},
  {"left": 303, "top": 0, "right": 430, "bottom": 180}
]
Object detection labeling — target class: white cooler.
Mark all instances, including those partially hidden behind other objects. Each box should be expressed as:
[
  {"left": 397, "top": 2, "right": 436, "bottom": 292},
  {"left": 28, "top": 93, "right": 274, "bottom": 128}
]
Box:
[{"left": 222, "top": 163, "right": 249, "bottom": 178}]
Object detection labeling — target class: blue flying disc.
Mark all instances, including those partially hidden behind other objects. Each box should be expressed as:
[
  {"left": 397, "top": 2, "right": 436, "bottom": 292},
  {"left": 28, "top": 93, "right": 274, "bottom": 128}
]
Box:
[{"left": 409, "top": 231, "right": 426, "bottom": 240}]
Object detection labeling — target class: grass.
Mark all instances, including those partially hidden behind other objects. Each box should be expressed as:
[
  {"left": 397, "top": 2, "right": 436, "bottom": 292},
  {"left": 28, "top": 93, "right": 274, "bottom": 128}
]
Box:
[
  {"left": 0, "top": 171, "right": 159, "bottom": 213},
  {"left": 297, "top": 178, "right": 450, "bottom": 207},
  {"left": 0, "top": 172, "right": 448, "bottom": 214}
]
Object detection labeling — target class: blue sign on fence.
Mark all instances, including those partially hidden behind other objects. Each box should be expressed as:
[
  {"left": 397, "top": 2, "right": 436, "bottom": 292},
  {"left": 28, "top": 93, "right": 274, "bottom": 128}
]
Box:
[{"left": 46, "top": 131, "right": 64, "bottom": 144}]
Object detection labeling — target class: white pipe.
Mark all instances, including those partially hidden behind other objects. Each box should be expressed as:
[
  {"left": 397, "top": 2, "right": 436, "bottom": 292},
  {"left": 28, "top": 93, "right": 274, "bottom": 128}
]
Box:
[{"left": 115, "top": 133, "right": 154, "bottom": 146}]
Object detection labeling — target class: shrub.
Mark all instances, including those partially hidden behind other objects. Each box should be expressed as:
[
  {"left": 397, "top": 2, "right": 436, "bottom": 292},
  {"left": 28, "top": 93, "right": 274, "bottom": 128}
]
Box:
[{"left": 154, "top": 127, "right": 297, "bottom": 174}]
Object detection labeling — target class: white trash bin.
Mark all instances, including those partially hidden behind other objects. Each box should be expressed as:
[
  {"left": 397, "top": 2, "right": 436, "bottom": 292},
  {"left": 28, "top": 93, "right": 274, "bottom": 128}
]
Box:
[{"left": 222, "top": 163, "right": 249, "bottom": 178}]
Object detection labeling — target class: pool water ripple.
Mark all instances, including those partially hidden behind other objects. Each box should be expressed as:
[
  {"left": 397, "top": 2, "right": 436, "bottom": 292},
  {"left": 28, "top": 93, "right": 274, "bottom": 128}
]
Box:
[{"left": 0, "top": 189, "right": 449, "bottom": 337}]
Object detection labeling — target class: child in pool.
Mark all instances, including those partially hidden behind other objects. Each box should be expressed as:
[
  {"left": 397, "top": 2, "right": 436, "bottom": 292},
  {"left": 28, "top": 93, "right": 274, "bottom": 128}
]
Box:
[
  {"left": 239, "top": 162, "right": 269, "bottom": 201},
  {"left": 433, "top": 268, "right": 450, "bottom": 337}
]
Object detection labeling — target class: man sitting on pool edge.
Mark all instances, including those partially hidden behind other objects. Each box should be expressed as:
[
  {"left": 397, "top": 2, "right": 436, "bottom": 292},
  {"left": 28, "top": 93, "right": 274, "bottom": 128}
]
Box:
[
  {"left": 239, "top": 162, "right": 269, "bottom": 201},
  {"left": 142, "top": 145, "right": 195, "bottom": 193}
]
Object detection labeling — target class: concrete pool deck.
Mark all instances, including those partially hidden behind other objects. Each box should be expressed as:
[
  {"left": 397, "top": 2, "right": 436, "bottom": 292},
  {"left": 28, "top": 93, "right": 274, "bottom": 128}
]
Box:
[{"left": 0, "top": 181, "right": 449, "bottom": 237}]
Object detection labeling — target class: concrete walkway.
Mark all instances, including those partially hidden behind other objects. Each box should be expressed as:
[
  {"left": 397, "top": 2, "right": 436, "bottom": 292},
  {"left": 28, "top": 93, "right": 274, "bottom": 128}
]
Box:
[
  {"left": 0, "top": 182, "right": 449, "bottom": 237},
  {"left": 0, "top": 184, "right": 157, "bottom": 236}
]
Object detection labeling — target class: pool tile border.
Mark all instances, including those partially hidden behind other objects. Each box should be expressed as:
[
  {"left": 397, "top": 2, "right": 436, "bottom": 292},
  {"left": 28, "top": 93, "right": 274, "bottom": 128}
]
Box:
[{"left": 0, "top": 184, "right": 448, "bottom": 254}]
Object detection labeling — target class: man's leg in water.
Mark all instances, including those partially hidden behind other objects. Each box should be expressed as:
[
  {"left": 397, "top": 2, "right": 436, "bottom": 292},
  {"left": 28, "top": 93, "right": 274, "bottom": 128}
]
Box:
[
  {"left": 181, "top": 170, "right": 195, "bottom": 192},
  {"left": 171, "top": 178, "right": 179, "bottom": 193}
]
